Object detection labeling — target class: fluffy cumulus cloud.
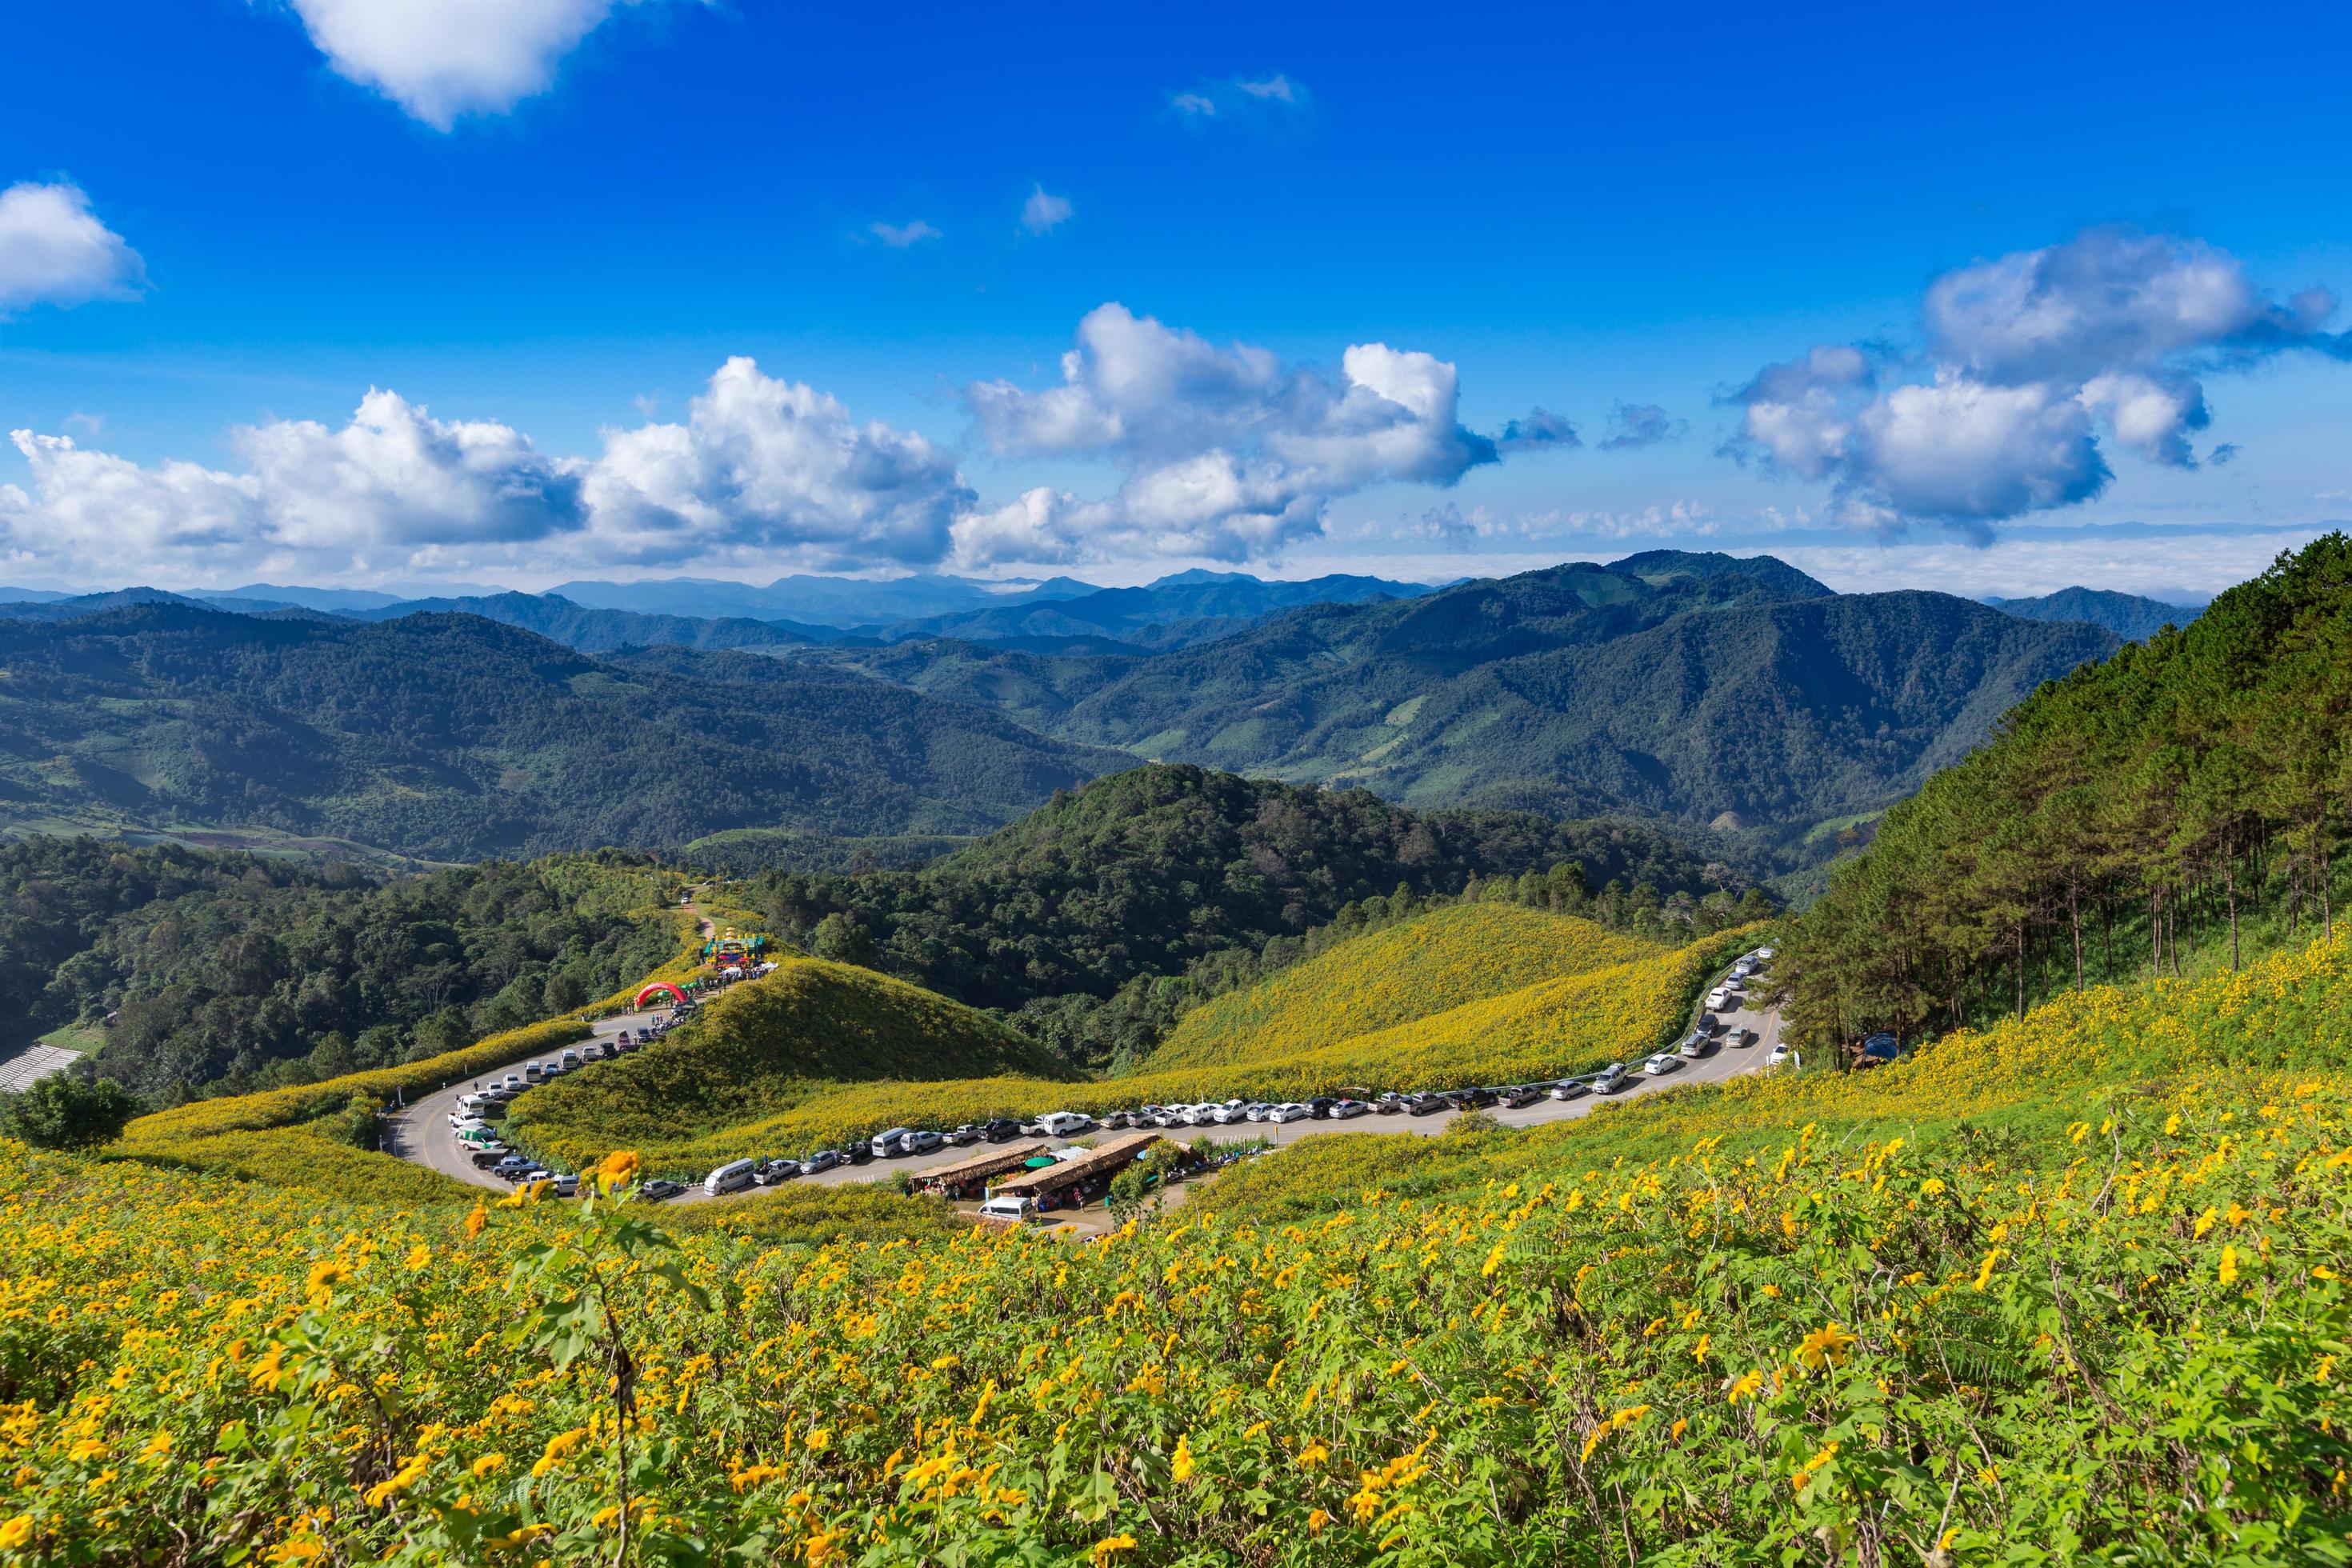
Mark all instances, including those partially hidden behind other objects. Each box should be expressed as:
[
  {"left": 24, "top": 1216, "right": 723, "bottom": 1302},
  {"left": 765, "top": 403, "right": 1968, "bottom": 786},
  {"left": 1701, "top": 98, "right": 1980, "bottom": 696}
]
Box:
[
  {"left": 1726, "top": 228, "right": 2349, "bottom": 538},
  {"left": 2, "top": 360, "right": 966, "bottom": 577},
  {"left": 286, "top": 0, "right": 675, "bottom": 128},
  {"left": 958, "top": 303, "right": 1496, "bottom": 563},
  {"left": 0, "top": 182, "right": 144, "bottom": 313},
  {"left": 1, "top": 306, "right": 1567, "bottom": 578}
]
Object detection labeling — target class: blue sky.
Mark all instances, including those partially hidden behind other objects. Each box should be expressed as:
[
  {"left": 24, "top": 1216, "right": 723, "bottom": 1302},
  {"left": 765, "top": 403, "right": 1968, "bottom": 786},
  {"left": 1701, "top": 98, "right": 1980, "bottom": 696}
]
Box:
[{"left": 2, "top": 0, "right": 2349, "bottom": 599}]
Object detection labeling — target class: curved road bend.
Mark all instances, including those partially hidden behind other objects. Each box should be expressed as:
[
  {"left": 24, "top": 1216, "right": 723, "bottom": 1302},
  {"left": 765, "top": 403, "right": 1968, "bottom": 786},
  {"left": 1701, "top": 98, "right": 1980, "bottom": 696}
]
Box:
[
  {"left": 390, "top": 914, "right": 1779, "bottom": 1205},
  {"left": 382, "top": 888, "right": 718, "bottom": 1193}
]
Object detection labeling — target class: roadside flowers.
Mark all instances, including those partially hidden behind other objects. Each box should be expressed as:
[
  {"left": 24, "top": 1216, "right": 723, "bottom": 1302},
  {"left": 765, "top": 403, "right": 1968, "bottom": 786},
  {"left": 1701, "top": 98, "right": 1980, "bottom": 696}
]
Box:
[{"left": 1794, "top": 1323, "right": 1857, "bottom": 1371}]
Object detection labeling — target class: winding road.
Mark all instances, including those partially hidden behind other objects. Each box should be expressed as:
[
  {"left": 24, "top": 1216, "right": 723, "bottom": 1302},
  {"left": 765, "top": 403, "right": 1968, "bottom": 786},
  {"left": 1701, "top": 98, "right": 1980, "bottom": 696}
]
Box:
[{"left": 382, "top": 919, "right": 1782, "bottom": 1205}]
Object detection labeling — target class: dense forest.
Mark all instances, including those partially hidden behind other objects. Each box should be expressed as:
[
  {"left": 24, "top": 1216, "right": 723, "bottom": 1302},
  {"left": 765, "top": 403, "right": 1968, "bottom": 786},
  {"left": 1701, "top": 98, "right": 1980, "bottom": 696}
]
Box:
[
  {"left": 742, "top": 764, "right": 1764, "bottom": 1067},
  {"left": 0, "top": 840, "right": 679, "bottom": 1100},
  {"left": 817, "top": 551, "right": 2120, "bottom": 871},
  {"left": 0, "top": 605, "right": 1122, "bottom": 858},
  {"left": 1790, "top": 533, "right": 2352, "bottom": 1047}
]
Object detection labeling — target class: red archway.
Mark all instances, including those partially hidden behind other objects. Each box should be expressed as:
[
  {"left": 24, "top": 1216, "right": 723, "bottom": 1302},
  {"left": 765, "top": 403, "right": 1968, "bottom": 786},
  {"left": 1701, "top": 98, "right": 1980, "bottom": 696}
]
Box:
[{"left": 634, "top": 982, "right": 690, "bottom": 1009}]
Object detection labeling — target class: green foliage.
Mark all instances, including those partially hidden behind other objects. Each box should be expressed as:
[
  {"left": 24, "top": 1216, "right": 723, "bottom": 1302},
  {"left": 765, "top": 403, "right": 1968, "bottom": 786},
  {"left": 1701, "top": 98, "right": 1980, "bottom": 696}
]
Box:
[
  {"left": 1147, "top": 902, "right": 1665, "bottom": 1070},
  {"left": 0, "top": 837, "right": 681, "bottom": 1098},
  {"left": 502, "top": 958, "right": 1068, "bottom": 1176},
  {"left": 0, "top": 605, "right": 1122, "bottom": 859},
  {"left": 0, "top": 1074, "right": 140, "bottom": 1150},
  {"left": 7, "top": 933, "right": 2352, "bottom": 1562},
  {"left": 1794, "top": 533, "right": 2352, "bottom": 1049},
  {"left": 827, "top": 553, "right": 2115, "bottom": 871},
  {"left": 749, "top": 763, "right": 1733, "bottom": 1067}
]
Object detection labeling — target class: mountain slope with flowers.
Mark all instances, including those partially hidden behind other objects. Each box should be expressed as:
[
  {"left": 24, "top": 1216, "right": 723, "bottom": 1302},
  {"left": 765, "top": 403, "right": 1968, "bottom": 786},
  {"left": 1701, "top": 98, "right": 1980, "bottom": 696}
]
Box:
[{"left": 5, "top": 926, "right": 2350, "bottom": 1562}]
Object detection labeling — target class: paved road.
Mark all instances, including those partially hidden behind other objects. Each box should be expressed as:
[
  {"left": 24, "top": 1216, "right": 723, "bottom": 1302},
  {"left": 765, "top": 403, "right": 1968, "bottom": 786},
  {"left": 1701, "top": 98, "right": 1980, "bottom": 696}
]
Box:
[
  {"left": 390, "top": 922, "right": 1779, "bottom": 1208},
  {"left": 678, "top": 966, "right": 1782, "bottom": 1207},
  {"left": 382, "top": 888, "right": 718, "bottom": 1194}
]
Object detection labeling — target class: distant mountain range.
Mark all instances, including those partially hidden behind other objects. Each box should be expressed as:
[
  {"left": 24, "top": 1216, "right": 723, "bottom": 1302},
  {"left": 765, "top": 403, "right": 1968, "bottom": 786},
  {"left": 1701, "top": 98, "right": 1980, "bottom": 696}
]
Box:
[
  {"left": 814, "top": 551, "right": 2119, "bottom": 868},
  {"left": 0, "top": 604, "right": 1124, "bottom": 860},
  {"left": 1982, "top": 586, "right": 2201, "bottom": 642},
  {"left": 0, "top": 554, "right": 2139, "bottom": 873}
]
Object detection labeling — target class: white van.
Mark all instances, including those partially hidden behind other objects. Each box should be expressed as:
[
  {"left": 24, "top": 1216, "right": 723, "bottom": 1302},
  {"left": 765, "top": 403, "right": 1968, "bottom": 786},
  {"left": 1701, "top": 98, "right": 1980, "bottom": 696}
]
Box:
[
  {"left": 559, "top": 1048, "right": 582, "bottom": 1071},
  {"left": 704, "top": 1158, "right": 757, "bottom": 1197},
  {"left": 1037, "top": 1110, "right": 1094, "bottom": 1137},
  {"left": 978, "top": 1194, "right": 1040, "bottom": 1226},
  {"left": 524, "top": 1061, "right": 545, "bottom": 1082},
  {"left": 871, "top": 1126, "right": 915, "bottom": 1158}
]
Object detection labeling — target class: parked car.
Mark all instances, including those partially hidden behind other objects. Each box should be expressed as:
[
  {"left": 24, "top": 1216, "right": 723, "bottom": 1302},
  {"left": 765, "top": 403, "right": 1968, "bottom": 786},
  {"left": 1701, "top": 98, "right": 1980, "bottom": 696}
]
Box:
[
  {"left": 1697, "top": 1012, "right": 1723, "bottom": 1035},
  {"left": 754, "top": 1158, "right": 798, "bottom": 1186},
  {"left": 704, "top": 1158, "right": 758, "bottom": 1196},
  {"left": 1858, "top": 1032, "right": 1904, "bottom": 1067},
  {"left": 947, "top": 1123, "right": 983, "bottom": 1145},
  {"left": 1549, "top": 1079, "right": 1590, "bottom": 1102},
  {"left": 1676, "top": 1033, "right": 1706, "bottom": 1060},
  {"left": 798, "top": 1150, "right": 842, "bottom": 1177},
  {"left": 1756, "top": 946, "right": 1775, "bottom": 961},
  {"left": 502, "top": 1073, "right": 525, "bottom": 1093},
  {"left": 1643, "top": 1053, "right": 1681, "bottom": 1076},
  {"left": 558, "top": 1048, "right": 582, "bottom": 1071},
  {"left": 1374, "top": 1093, "right": 1406, "bottom": 1115},
  {"left": 547, "top": 1173, "right": 581, "bottom": 1198},
  {"left": 492, "top": 1155, "right": 534, "bottom": 1179},
  {"left": 844, "top": 1144, "right": 874, "bottom": 1166},
  {"left": 1405, "top": 1093, "right": 1447, "bottom": 1116},
  {"left": 980, "top": 1119, "right": 1023, "bottom": 1143},
  {"left": 1766, "top": 1043, "right": 1797, "bottom": 1071},
  {"left": 1730, "top": 1026, "right": 1758, "bottom": 1048},
  {"left": 469, "top": 1147, "right": 508, "bottom": 1169},
  {"left": 1037, "top": 1110, "right": 1094, "bottom": 1137},
  {"left": 1098, "top": 1111, "right": 1132, "bottom": 1131},
  {"left": 1500, "top": 1085, "right": 1545, "bottom": 1109},
  {"left": 1330, "top": 1098, "right": 1371, "bottom": 1119},
  {"left": 978, "top": 1194, "right": 1042, "bottom": 1226},
  {"left": 1268, "top": 1102, "right": 1311, "bottom": 1124},
  {"left": 1306, "top": 1097, "right": 1338, "bottom": 1119},
  {"left": 1442, "top": 1087, "right": 1498, "bottom": 1111},
  {"left": 907, "top": 1129, "right": 946, "bottom": 1154},
  {"left": 1591, "top": 1063, "right": 1629, "bottom": 1094},
  {"left": 1211, "top": 1102, "right": 1252, "bottom": 1125},
  {"left": 639, "top": 1178, "right": 685, "bottom": 1202}
]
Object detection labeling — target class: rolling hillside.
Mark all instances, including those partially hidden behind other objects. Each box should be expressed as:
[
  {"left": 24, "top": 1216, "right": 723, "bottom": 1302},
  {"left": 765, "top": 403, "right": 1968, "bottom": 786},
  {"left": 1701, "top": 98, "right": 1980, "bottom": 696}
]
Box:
[
  {"left": 503, "top": 956, "right": 1069, "bottom": 1174},
  {"left": 0, "top": 604, "right": 1126, "bottom": 858},
  {"left": 826, "top": 552, "right": 2118, "bottom": 862},
  {"left": 349, "top": 591, "right": 831, "bottom": 650},
  {"left": 1146, "top": 902, "right": 1665, "bottom": 1070}
]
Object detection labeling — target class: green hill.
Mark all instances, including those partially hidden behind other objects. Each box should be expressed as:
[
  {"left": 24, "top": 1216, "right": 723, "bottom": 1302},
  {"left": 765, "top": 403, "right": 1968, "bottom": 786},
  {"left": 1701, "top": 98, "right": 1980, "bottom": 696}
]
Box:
[
  {"left": 501, "top": 956, "right": 1069, "bottom": 1174},
  {"left": 741, "top": 764, "right": 1746, "bottom": 1067},
  {"left": 0, "top": 603, "right": 1126, "bottom": 859},
  {"left": 825, "top": 553, "right": 2117, "bottom": 865},
  {"left": 1147, "top": 902, "right": 1665, "bottom": 1070},
  {"left": 1793, "top": 532, "right": 2352, "bottom": 1048},
  {"left": 1983, "top": 584, "right": 2200, "bottom": 641}
]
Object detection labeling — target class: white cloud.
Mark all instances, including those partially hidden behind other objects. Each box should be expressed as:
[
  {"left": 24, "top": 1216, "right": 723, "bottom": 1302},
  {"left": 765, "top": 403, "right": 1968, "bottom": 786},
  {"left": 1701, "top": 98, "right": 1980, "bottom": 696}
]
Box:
[
  {"left": 1726, "top": 227, "right": 2350, "bottom": 538},
  {"left": 1019, "top": 186, "right": 1073, "bottom": 236},
  {"left": 285, "top": 0, "right": 676, "bottom": 129},
  {"left": 0, "top": 182, "right": 144, "bottom": 313},
  {"left": 960, "top": 303, "right": 1494, "bottom": 563},
  {"left": 1170, "top": 74, "right": 1308, "bottom": 121},
  {"left": 869, "top": 219, "right": 941, "bottom": 248},
  {"left": 1, "top": 306, "right": 1532, "bottom": 579},
  {"left": 582, "top": 356, "right": 970, "bottom": 566}
]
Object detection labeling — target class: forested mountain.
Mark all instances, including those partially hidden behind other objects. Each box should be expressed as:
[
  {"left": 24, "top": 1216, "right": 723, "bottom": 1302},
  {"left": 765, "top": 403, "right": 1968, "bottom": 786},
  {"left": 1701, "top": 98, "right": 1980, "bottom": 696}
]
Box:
[
  {"left": 742, "top": 762, "right": 1757, "bottom": 1066},
  {"left": 548, "top": 571, "right": 1097, "bottom": 626},
  {"left": 874, "top": 570, "right": 1432, "bottom": 646},
  {"left": 1790, "top": 534, "right": 2352, "bottom": 1046},
  {"left": 0, "top": 605, "right": 1125, "bottom": 859},
  {"left": 350, "top": 591, "right": 830, "bottom": 651},
  {"left": 1984, "top": 586, "right": 2200, "bottom": 642},
  {"left": 822, "top": 552, "right": 2117, "bottom": 866},
  {"left": 0, "top": 840, "right": 679, "bottom": 1098}
]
